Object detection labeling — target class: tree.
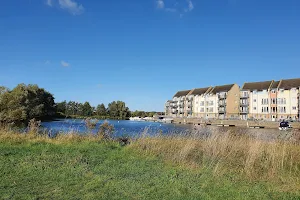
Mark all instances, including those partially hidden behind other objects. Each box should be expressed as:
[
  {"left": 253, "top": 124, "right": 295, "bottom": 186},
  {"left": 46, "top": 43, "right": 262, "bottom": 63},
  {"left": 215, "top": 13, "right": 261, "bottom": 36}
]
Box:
[
  {"left": 107, "top": 101, "right": 130, "bottom": 119},
  {"left": 82, "top": 102, "right": 93, "bottom": 116},
  {"left": 0, "top": 84, "right": 55, "bottom": 123},
  {"left": 96, "top": 104, "right": 107, "bottom": 116},
  {"left": 56, "top": 101, "right": 67, "bottom": 114}
]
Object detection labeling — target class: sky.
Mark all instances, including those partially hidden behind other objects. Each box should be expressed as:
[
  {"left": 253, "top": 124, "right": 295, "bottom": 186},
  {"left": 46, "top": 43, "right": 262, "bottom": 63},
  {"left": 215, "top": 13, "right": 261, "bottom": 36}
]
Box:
[{"left": 1, "top": 0, "right": 300, "bottom": 111}]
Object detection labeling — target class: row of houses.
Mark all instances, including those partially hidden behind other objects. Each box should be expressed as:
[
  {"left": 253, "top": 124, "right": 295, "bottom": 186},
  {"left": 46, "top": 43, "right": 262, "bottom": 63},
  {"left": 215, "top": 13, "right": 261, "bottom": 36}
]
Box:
[{"left": 165, "top": 78, "right": 300, "bottom": 121}]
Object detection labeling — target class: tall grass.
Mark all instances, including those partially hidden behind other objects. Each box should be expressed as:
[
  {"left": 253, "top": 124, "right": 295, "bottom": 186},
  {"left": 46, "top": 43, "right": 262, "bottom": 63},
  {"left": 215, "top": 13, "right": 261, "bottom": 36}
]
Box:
[
  {"left": 131, "top": 129, "right": 300, "bottom": 187},
  {"left": 1, "top": 122, "right": 300, "bottom": 191}
]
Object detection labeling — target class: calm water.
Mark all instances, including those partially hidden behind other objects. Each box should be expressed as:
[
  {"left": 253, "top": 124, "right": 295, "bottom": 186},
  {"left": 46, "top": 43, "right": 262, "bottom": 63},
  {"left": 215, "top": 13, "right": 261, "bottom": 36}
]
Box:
[
  {"left": 41, "top": 119, "right": 296, "bottom": 141},
  {"left": 42, "top": 119, "right": 191, "bottom": 137}
]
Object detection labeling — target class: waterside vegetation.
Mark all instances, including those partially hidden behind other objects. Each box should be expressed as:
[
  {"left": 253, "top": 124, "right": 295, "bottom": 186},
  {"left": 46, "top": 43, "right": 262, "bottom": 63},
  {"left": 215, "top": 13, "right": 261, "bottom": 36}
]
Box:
[{"left": 1, "top": 124, "right": 300, "bottom": 199}]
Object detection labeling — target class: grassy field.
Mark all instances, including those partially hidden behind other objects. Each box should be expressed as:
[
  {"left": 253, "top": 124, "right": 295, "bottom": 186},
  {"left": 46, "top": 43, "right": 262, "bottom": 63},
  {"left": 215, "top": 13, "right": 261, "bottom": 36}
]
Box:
[{"left": 1, "top": 129, "right": 300, "bottom": 199}]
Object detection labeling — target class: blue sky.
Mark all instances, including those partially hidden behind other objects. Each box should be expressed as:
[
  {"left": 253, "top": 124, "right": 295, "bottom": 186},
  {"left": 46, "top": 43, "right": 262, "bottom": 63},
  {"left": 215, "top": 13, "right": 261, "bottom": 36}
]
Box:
[{"left": 1, "top": 0, "right": 300, "bottom": 111}]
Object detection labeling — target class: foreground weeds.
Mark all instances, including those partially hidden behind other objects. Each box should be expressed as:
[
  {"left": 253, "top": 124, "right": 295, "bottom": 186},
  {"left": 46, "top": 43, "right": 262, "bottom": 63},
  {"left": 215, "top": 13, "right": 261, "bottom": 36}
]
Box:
[
  {"left": 1, "top": 126, "right": 300, "bottom": 199},
  {"left": 131, "top": 130, "right": 300, "bottom": 192}
]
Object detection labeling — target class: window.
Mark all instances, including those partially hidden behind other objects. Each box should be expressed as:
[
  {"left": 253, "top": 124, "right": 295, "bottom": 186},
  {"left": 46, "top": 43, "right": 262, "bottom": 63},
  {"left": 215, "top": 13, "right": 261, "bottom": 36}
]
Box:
[
  {"left": 262, "top": 107, "right": 264, "bottom": 112},
  {"left": 271, "top": 90, "right": 276, "bottom": 93},
  {"left": 283, "top": 98, "right": 286, "bottom": 104},
  {"left": 254, "top": 107, "right": 257, "bottom": 110},
  {"left": 254, "top": 99, "right": 257, "bottom": 103},
  {"left": 292, "top": 107, "right": 297, "bottom": 110}
]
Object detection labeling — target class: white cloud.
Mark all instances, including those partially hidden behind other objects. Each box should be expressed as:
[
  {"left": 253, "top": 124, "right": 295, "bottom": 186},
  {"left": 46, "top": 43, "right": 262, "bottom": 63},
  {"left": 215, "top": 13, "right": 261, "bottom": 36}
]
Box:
[
  {"left": 61, "top": 60, "right": 70, "bottom": 67},
  {"left": 156, "top": 0, "right": 164, "bottom": 9},
  {"left": 46, "top": 0, "right": 53, "bottom": 7},
  {"left": 46, "top": 0, "right": 84, "bottom": 15},
  {"left": 58, "top": 0, "right": 84, "bottom": 15},
  {"left": 185, "top": 0, "right": 194, "bottom": 12}
]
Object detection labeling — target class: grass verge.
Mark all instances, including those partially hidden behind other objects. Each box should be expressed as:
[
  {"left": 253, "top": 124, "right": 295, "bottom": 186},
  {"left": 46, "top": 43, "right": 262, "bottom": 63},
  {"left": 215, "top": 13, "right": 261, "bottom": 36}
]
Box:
[{"left": 0, "top": 129, "right": 300, "bottom": 199}]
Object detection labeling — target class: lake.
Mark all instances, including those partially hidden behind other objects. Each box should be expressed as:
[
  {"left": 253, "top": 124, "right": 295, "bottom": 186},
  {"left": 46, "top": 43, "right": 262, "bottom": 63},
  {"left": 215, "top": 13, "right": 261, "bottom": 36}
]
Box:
[
  {"left": 41, "top": 119, "right": 295, "bottom": 141},
  {"left": 42, "top": 119, "right": 191, "bottom": 137}
]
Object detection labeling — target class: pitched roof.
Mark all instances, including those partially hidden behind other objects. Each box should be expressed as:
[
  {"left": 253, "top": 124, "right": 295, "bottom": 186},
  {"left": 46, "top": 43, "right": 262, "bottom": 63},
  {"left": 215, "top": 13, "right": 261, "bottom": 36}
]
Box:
[
  {"left": 278, "top": 78, "right": 300, "bottom": 89},
  {"left": 209, "top": 84, "right": 234, "bottom": 94},
  {"left": 241, "top": 81, "right": 272, "bottom": 91},
  {"left": 190, "top": 87, "right": 211, "bottom": 95},
  {"left": 270, "top": 81, "right": 280, "bottom": 89},
  {"left": 173, "top": 90, "right": 191, "bottom": 97}
]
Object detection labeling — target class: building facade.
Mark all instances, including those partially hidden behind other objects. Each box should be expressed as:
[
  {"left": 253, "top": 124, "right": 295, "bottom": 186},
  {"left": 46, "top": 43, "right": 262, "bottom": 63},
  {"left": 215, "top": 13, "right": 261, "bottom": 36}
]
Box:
[
  {"left": 165, "top": 78, "right": 300, "bottom": 121},
  {"left": 192, "top": 87, "right": 212, "bottom": 118}
]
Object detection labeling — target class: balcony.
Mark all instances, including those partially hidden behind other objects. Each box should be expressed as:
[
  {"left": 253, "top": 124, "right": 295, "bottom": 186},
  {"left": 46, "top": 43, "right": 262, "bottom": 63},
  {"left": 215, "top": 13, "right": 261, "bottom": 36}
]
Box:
[
  {"left": 240, "top": 101, "right": 249, "bottom": 106},
  {"left": 171, "top": 104, "right": 178, "bottom": 108},
  {"left": 218, "top": 94, "right": 227, "bottom": 99},
  {"left": 240, "top": 93, "right": 249, "bottom": 99},
  {"left": 186, "top": 101, "right": 192, "bottom": 106},
  {"left": 219, "top": 101, "right": 226, "bottom": 106},
  {"left": 218, "top": 108, "right": 226, "bottom": 113},
  {"left": 240, "top": 109, "right": 248, "bottom": 114}
]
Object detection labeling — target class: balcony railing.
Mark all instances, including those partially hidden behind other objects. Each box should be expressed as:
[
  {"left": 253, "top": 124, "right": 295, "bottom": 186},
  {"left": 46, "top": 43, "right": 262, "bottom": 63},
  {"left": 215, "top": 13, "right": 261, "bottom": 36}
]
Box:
[
  {"left": 240, "top": 109, "right": 248, "bottom": 114},
  {"left": 219, "top": 101, "right": 226, "bottom": 106},
  {"left": 218, "top": 108, "right": 225, "bottom": 113},
  {"left": 240, "top": 93, "right": 249, "bottom": 99},
  {"left": 240, "top": 101, "right": 248, "bottom": 106},
  {"left": 218, "top": 94, "right": 227, "bottom": 99}
]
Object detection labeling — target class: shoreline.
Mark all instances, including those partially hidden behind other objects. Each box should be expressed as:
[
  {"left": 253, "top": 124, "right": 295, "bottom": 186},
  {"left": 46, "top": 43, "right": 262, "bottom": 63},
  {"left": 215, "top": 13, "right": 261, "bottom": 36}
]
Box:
[{"left": 171, "top": 118, "right": 300, "bottom": 129}]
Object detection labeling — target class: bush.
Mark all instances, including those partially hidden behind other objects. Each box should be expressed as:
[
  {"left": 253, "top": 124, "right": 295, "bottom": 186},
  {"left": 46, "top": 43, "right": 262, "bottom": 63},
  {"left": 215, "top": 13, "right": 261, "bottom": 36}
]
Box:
[{"left": 97, "top": 120, "right": 114, "bottom": 140}]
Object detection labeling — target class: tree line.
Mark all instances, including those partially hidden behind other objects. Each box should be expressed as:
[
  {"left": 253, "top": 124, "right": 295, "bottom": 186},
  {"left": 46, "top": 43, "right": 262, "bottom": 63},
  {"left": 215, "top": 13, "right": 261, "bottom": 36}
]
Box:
[
  {"left": 0, "top": 84, "right": 160, "bottom": 123},
  {"left": 56, "top": 100, "right": 131, "bottom": 119}
]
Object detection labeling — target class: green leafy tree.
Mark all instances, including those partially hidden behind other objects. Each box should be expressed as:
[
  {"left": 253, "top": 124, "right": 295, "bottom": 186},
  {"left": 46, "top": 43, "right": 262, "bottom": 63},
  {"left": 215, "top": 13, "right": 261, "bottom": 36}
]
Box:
[
  {"left": 107, "top": 101, "right": 130, "bottom": 119},
  {"left": 56, "top": 101, "right": 67, "bottom": 114},
  {"left": 82, "top": 101, "right": 93, "bottom": 116},
  {"left": 0, "top": 84, "right": 55, "bottom": 123},
  {"left": 96, "top": 104, "right": 107, "bottom": 116}
]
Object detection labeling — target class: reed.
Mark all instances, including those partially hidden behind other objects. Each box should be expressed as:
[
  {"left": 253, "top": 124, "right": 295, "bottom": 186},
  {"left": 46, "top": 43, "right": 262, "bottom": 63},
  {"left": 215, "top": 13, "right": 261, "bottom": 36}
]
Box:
[{"left": 131, "top": 129, "right": 300, "bottom": 185}]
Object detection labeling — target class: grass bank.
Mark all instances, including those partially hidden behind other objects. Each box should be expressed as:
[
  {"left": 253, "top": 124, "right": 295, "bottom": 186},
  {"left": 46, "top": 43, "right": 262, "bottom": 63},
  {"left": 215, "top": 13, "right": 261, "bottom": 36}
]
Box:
[{"left": 1, "top": 129, "right": 300, "bottom": 199}]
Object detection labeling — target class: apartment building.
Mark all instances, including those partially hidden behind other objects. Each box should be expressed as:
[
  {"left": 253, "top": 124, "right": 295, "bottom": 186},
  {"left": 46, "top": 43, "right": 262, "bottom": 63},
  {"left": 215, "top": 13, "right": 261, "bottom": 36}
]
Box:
[
  {"left": 269, "top": 81, "right": 280, "bottom": 121},
  {"left": 164, "top": 78, "right": 299, "bottom": 121},
  {"left": 209, "top": 84, "right": 240, "bottom": 119},
  {"left": 192, "top": 87, "right": 212, "bottom": 118},
  {"left": 184, "top": 90, "right": 195, "bottom": 117},
  {"left": 276, "top": 78, "right": 300, "bottom": 120},
  {"left": 241, "top": 80, "right": 273, "bottom": 120},
  {"left": 166, "top": 90, "right": 191, "bottom": 117}
]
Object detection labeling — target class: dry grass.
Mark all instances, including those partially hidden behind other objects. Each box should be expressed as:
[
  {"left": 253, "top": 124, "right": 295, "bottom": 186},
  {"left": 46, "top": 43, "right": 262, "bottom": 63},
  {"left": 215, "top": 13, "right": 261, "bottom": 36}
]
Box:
[
  {"left": 2, "top": 124, "right": 300, "bottom": 192},
  {"left": 131, "top": 130, "right": 300, "bottom": 187}
]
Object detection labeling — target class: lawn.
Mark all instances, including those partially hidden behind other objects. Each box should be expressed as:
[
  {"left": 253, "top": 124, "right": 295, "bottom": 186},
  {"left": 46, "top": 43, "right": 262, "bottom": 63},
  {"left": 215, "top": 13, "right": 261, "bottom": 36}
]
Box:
[{"left": 1, "top": 136, "right": 299, "bottom": 199}]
